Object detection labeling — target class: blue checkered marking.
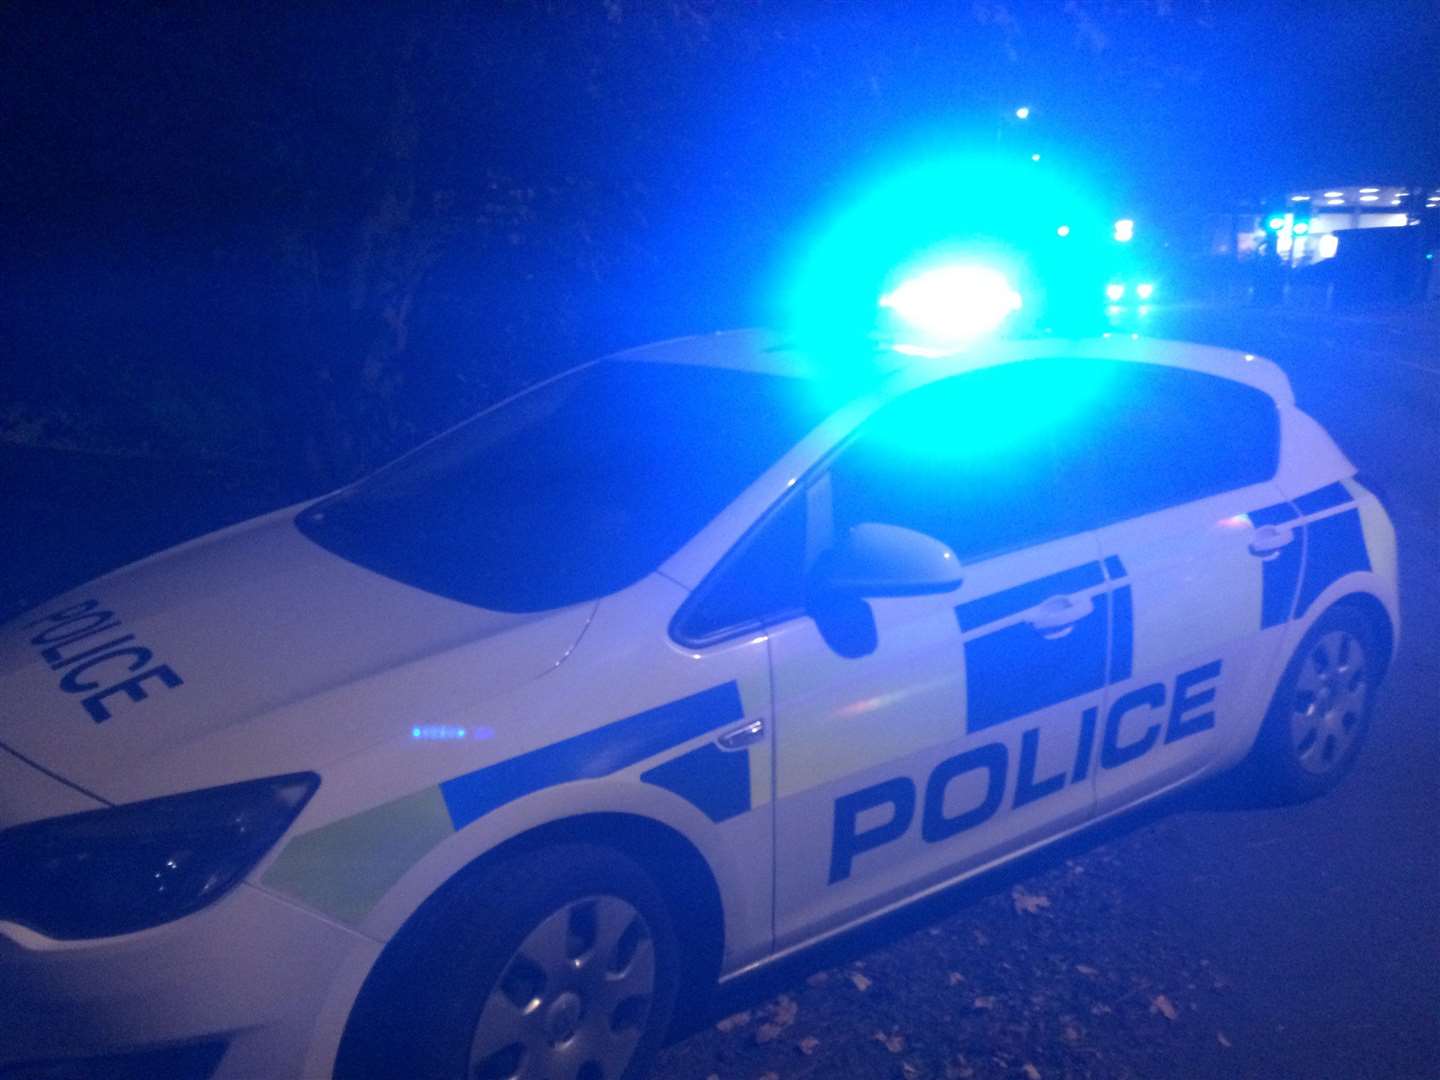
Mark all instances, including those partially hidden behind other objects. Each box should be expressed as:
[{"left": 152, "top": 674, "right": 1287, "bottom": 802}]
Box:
[
  {"left": 1295, "top": 493, "right": 1369, "bottom": 617},
  {"left": 642, "top": 743, "right": 751, "bottom": 822},
  {"left": 1249, "top": 500, "right": 1304, "bottom": 628},
  {"left": 956, "top": 562, "right": 1112, "bottom": 734},
  {"left": 439, "top": 682, "right": 745, "bottom": 830}
]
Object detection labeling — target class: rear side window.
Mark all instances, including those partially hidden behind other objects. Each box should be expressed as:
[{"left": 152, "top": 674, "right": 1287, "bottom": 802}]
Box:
[{"left": 1062, "top": 362, "right": 1280, "bottom": 526}]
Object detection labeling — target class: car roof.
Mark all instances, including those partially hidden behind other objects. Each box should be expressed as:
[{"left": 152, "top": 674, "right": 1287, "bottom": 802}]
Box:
[{"left": 603, "top": 328, "right": 1295, "bottom": 406}]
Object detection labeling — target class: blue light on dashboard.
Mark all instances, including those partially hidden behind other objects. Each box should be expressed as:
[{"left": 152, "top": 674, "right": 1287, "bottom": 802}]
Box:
[{"left": 880, "top": 264, "right": 1022, "bottom": 349}]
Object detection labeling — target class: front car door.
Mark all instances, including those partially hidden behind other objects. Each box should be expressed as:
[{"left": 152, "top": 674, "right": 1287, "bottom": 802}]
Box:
[{"left": 757, "top": 364, "right": 1130, "bottom": 948}]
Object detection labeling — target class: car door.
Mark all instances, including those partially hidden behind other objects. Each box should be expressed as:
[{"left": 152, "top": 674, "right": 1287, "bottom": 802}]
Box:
[
  {"left": 1063, "top": 361, "right": 1302, "bottom": 814},
  {"left": 761, "top": 365, "right": 1122, "bottom": 949}
]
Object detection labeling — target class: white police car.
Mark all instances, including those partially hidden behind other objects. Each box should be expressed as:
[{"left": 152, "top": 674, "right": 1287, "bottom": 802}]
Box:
[{"left": 0, "top": 326, "right": 1398, "bottom": 1080}]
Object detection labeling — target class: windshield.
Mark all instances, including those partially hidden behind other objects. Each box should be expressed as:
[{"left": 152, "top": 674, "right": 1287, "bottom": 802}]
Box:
[{"left": 296, "top": 360, "right": 830, "bottom": 612}]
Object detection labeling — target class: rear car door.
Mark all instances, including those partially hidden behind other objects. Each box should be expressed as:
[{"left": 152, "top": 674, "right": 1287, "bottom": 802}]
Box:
[{"left": 1063, "top": 361, "right": 1301, "bottom": 813}]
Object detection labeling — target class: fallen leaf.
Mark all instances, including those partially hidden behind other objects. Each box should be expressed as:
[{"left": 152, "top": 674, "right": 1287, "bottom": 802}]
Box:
[
  {"left": 947, "top": 970, "right": 966, "bottom": 986},
  {"left": 1022, "top": 1064, "right": 1042, "bottom": 1080},
  {"left": 715, "top": 1010, "right": 751, "bottom": 1033},
  {"left": 849, "top": 971, "right": 873, "bottom": 992},
  {"left": 806, "top": 971, "right": 830, "bottom": 988},
  {"left": 1074, "top": 964, "right": 1099, "bottom": 977},
  {"left": 1217, "top": 1031, "right": 1232, "bottom": 1048},
  {"left": 755, "top": 1023, "right": 783, "bottom": 1045},
  {"left": 769, "top": 995, "right": 798, "bottom": 1029},
  {"left": 1150, "top": 995, "right": 1180, "bottom": 1021},
  {"left": 972, "top": 995, "right": 997, "bottom": 1010},
  {"left": 1011, "top": 886, "right": 1051, "bottom": 915},
  {"left": 798, "top": 1036, "right": 820, "bottom": 1056},
  {"left": 872, "top": 1030, "right": 906, "bottom": 1053}
]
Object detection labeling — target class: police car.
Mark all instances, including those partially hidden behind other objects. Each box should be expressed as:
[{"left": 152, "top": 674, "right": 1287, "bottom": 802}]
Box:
[{"left": 0, "top": 312, "right": 1398, "bottom": 1079}]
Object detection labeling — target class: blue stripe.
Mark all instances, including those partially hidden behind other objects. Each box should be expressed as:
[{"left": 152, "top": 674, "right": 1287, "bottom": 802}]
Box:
[
  {"left": 1296, "top": 509, "right": 1370, "bottom": 617},
  {"left": 956, "top": 562, "right": 1105, "bottom": 633},
  {"left": 964, "top": 592, "right": 1108, "bottom": 733},
  {"left": 1295, "top": 482, "right": 1352, "bottom": 515},
  {"left": 440, "top": 682, "right": 744, "bottom": 830},
  {"left": 641, "top": 743, "right": 751, "bottom": 823},
  {"left": 1103, "top": 555, "right": 1126, "bottom": 580},
  {"left": 1249, "top": 500, "right": 1299, "bottom": 527},
  {"left": 1109, "top": 585, "right": 1133, "bottom": 682}
]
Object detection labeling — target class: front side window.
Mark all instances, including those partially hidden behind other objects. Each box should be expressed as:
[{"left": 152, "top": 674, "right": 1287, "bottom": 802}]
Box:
[
  {"left": 827, "top": 362, "right": 1080, "bottom": 563},
  {"left": 298, "top": 361, "right": 832, "bottom": 612}
]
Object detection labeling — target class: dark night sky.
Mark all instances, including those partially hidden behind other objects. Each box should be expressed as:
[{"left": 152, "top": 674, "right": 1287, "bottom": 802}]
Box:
[{"left": 1, "top": 1, "right": 1436, "bottom": 472}]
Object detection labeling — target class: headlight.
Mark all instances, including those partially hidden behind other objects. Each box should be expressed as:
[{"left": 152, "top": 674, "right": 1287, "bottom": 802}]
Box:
[{"left": 0, "top": 772, "right": 318, "bottom": 940}]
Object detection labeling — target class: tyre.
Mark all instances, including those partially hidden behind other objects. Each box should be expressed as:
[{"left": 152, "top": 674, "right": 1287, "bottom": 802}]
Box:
[
  {"left": 1250, "top": 605, "right": 1380, "bottom": 803},
  {"left": 335, "top": 843, "right": 680, "bottom": 1080}
]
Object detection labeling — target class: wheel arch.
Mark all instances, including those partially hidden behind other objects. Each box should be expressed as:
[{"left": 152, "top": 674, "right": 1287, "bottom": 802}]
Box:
[
  {"left": 334, "top": 811, "right": 725, "bottom": 1068},
  {"left": 1327, "top": 591, "right": 1395, "bottom": 682}
]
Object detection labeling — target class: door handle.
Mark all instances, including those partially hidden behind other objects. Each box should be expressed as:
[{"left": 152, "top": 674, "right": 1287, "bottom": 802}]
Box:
[
  {"left": 1248, "top": 524, "right": 1297, "bottom": 560},
  {"left": 1026, "top": 593, "right": 1095, "bottom": 639},
  {"left": 716, "top": 718, "right": 766, "bottom": 751}
]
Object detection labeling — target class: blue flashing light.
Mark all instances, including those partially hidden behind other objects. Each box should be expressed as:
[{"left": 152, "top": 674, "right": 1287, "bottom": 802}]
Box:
[
  {"left": 770, "top": 150, "right": 1112, "bottom": 368},
  {"left": 879, "top": 264, "right": 1022, "bottom": 349}
]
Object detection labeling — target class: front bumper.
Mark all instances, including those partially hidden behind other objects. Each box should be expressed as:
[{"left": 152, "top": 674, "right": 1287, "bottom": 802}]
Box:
[
  {"left": 0, "top": 879, "right": 376, "bottom": 1079},
  {"left": 0, "top": 748, "right": 377, "bottom": 1079}
]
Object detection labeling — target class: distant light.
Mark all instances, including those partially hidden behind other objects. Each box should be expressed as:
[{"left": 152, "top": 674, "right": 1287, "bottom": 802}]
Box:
[
  {"left": 1030, "top": 153, "right": 1042, "bottom": 162},
  {"left": 1359, "top": 187, "right": 1379, "bottom": 194},
  {"left": 1015, "top": 106, "right": 1031, "bottom": 119},
  {"left": 1113, "top": 218, "right": 1135, "bottom": 243},
  {"left": 1135, "top": 282, "right": 1155, "bottom": 300},
  {"left": 1105, "top": 282, "right": 1125, "bottom": 301},
  {"left": 1266, "top": 215, "right": 1287, "bottom": 231},
  {"left": 1326, "top": 198, "right": 1345, "bottom": 205},
  {"left": 1359, "top": 195, "right": 1379, "bottom": 202},
  {"left": 1318, "top": 234, "right": 1340, "bottom": 258},
  {"left": 1324, "top": 190, "right": 1344, "bottom": 198},
  {"left": 1290, "top": 194, "right": 1311, "bottom": 202},
  {"left": 1292, "top": 221, "right": 1310, "bottom": 236},
  {"left": 1056, "top": 224, "right": 1071, "bottom": 237},
  {"left": 879, "top": 264, "right": 1023, "bottom": 346}
]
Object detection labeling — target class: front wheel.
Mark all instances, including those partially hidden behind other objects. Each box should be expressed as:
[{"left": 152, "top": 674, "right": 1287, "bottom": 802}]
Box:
[
  {"left": 1250, "top": 606, "right": 1380, "bottom": 803},
  {"left": 336, "top": 844, "right": 680, "bottom": 1080}
]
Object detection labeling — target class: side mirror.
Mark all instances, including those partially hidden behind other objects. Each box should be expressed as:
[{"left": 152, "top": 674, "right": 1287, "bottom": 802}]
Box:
[{"left": 809, "top": 523, "right": 964, "bottom": 599}]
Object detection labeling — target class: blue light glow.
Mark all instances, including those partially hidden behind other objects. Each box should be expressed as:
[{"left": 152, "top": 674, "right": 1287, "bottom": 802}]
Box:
[
  {"left": 772, "top": 150, "right": 1112, "bottom": 369},
  {"left": 1105, "top": 282, "right": 1125, "bottom": 301},
  {"left": 1135, "top": 282, "right": 1155, "bottom": 300},
  {"left": 879, "top": 264, "right": 1022, "bottom": 348},
  {"left": 411, "top": 724, "right": 495, "bottom": 741}
]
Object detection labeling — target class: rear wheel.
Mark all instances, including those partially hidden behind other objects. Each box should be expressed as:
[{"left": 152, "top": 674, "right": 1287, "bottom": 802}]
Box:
[
  {"left": 336, "top": 844, "right": 680, "bottom": 1080},
  {"left": 1251, "top": 606, "right": 1379, "bottom": 802}
]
